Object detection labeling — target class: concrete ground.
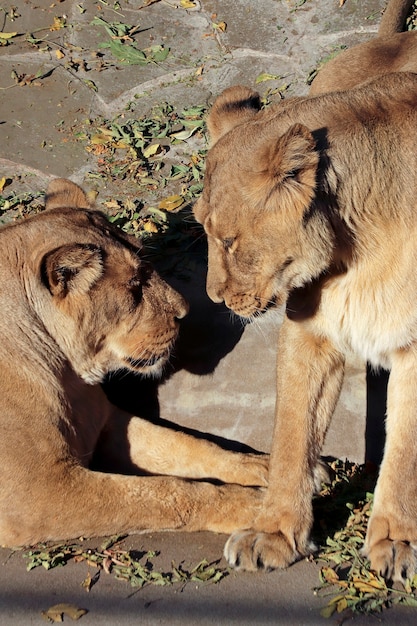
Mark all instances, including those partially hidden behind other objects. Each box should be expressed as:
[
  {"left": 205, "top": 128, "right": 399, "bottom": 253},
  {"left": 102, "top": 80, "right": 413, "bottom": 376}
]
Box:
[{"left": 0, "top": 0, "right": 414, "bottom": 623}]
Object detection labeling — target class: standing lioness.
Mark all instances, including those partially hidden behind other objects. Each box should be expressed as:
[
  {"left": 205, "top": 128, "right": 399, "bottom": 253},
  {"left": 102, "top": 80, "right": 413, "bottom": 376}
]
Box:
[
  {"left": 194, "top": 71, "right": 417, "bottom": 582},
  {"left": 0, "top": 178, "right": 267, "bottom": 547}
]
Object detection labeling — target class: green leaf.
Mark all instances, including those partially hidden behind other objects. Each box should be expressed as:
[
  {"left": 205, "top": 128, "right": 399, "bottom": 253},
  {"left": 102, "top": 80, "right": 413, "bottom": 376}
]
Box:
[{"left": 255, "top": 72, "right": 281, "bottom": 84}]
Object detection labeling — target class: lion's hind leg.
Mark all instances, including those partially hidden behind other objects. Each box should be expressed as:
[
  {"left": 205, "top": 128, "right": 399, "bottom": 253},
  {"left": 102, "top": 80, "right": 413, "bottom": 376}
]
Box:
[{"left": 1, "top": 463, "right": 264, "bottom": 547}]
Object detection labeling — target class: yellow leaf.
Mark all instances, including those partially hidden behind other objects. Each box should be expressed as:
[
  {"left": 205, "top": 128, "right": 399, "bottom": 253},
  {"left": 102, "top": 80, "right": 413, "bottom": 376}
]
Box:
[
  {"left": 0, "top": 177, "right": 10, "bottom": 192},
  {"left": 180, "top": 0, "right": 197, "bottom": 7},
  {"left": 352, "top": 575, "right": 385, "bottom": 590},
  {"left": 103, "top": 200, "right": 121, "bottom": 210},
  {"left": 97, "top": 127, "right": 114, "bottom": 136},
  {"left": 336, "top": 596, "right": 348, "bottom": 613},
  {"left": 90, "top": 133, "right": 112, "bottom": 145},
  {"left": 158, "top": 195, "right": 184, "bottom": 211},
  {"left": 143, "top": 221, "right": 158, "bottom": 233},
  {"left": 0, "top": 32, "right": 17, "bottom": 39},
  {"left": 142, "top": 143, "right": 162, "bottom": 158},
  {"left": 212, "top": 21, "right": 227, "bottom": 32},
  {"left": 50, "top": 16, "right": 66, "bottom": 31},
  {"left": 321, "top": 566, "right": 340, "bottom": 585},
  {"left": 55, "top": 49, "right": 65, "bottom": 59}
]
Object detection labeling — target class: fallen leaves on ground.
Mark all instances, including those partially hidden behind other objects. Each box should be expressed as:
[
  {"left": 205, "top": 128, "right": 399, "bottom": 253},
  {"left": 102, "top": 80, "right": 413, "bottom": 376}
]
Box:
[
  {"left": 0, "top": 31, "right": 17, "bottom": 45},
  {"left": 91, "top": 16, "right": 170, "bottom": 66},
  {"left": 314, "top": 461, "right": 417, "bottom": 616},
  {"left": 24, "top": 536, "right": 228, "bottom": 593}
]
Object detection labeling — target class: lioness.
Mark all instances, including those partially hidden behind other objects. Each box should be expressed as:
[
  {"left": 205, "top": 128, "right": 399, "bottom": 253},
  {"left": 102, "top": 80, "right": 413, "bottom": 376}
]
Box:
[
  {"left": 194, "top": 71, "right": 417, "bottom": 582},
  {"left": 0, "top": 178, "right": 268, "bottom": 547},
  {"left": 309, "top": 0, "right": 417, "bottom": 95}
]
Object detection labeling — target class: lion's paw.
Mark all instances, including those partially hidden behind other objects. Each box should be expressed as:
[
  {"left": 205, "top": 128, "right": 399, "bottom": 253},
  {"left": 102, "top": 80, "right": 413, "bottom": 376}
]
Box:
[
  {"left": 366, "top": 539, "right": 417, "bottom": 583},
  {"left": 224, "top": 530, "right": 312, "bottom": 572},
  {"left": 236, "top": 453, "right": 269, "bottom": 487}
]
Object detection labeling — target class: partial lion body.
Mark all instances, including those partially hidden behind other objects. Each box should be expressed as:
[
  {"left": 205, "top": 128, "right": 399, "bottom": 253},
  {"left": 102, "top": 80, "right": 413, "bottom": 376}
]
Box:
[
  {"left": 0, "top": 179, "right": 268, "bottom": 547},
  {"left": 310, "top": 0, "right": 417, "bottom": 94},
  {"left": 195, "top": 71, "right": 417, "bottom": 582}
]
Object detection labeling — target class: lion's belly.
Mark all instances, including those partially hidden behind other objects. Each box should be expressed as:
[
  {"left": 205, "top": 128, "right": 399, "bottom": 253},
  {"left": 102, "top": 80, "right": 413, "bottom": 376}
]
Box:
[{"left": 315, "top": 268, "right": 417, "bottom": 370}]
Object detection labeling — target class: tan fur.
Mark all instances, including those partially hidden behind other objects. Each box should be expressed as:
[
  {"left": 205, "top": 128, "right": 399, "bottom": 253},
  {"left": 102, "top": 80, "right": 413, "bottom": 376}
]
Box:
[
  {"left": 0, "top": 178, "right": 270, "bottom": 547},
  {"left": 194, "top": 72, "right": 417, "bottom": 582},
  {"left": 309, "top": 0, "right": 417, "bottom": 95}
]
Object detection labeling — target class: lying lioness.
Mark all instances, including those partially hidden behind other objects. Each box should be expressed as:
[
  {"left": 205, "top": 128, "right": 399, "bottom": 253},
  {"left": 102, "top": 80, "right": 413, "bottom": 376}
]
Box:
[
  {"left": 0, "top": 178, "right": 268, "bottom": 547},
  {"left": 194, "top": 71, "right": 417, "bottom": 582},
  {"left": 309, "top": 0, "right": 417, "bottom": 94}
]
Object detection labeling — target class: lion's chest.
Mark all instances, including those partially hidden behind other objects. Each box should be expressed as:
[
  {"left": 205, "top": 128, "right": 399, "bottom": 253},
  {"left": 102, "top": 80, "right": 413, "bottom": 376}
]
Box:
[{"left": 314, "top": 265, "right": 417, "bottom": 369}]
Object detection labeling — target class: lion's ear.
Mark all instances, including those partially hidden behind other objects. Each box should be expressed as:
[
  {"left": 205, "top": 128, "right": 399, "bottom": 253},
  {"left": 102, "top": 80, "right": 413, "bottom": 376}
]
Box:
[
  {"left": 207, "top": 86, "right": 261, "bottom": 146},
  {"left": 249, "top": 123, "right": 319, "bottom": 213},
  {"left": 42, "top": 243, "right": 104, "bottom": 298},
  {"left": 45, "top": 178, "right": 93, "bottom": 211}
]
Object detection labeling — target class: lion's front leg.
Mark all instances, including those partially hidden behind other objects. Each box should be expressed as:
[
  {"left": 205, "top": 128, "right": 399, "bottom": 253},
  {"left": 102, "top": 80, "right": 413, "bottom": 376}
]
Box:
[
  {"left": 364, "top": 349, "right": 417, "bottom": 582},
  {"left": 224, "top": 318, "right": 345, "bottom": 571},
  {"left": 96, "top": 410, "right": 269, "bottom": 486}
]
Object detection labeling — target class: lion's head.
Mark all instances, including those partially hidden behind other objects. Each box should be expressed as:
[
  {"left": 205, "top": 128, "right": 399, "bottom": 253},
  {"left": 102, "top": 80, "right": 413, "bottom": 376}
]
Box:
[
  {"left": 194, "top": 86, "right": 335, "bottom": 318},
  {"left": 0, "top": 179, "right": 187, "bottom": 384}
]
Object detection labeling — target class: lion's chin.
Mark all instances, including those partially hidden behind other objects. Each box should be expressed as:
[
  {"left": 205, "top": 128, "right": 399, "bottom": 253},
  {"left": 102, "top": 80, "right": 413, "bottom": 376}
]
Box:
[{"left": 124, "top": 353, "right": 170, "bottom": 377}]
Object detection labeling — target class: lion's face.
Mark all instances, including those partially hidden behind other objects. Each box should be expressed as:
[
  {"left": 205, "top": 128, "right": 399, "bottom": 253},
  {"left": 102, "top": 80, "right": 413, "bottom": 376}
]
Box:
[
  {"left": 41, "top": 210, "right": 187, "bottom": 384},
  {"left": 6, "top": 179, "right": 188, "bottom": 384},
  {"left": 194, "top": 87, "right": 332, "bottom": 319},
  {"left": 194, "top": 183, "right": 301, "bottom": 318}
]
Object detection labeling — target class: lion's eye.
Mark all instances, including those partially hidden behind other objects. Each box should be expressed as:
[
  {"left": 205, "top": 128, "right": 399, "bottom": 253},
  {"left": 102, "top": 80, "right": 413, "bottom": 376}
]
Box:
[{"left": 223, "top": 237, "right": 235, "bottom": 251}]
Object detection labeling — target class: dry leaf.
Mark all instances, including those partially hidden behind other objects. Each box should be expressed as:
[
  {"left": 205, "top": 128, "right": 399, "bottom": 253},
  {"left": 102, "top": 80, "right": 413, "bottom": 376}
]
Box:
[
  {"left": 0, "top": 31, "right": 18, "bottom": 42},
  {"left": 158, "top": 195, "right": 184, "bottom": 211},
  {"left": 142, "top": 143, "right": 162, "bottom": 158},
  {"left": 90, "top": 133, "right": 112, "bottom": 145},
  {"left": 0, "top": 177, "right": 11, "bottom": 192},
  {"left": 55, "top": 49, "right": 65, "bottom": 60},
  {"left": 143, "top": 221, "right": 159, "bottom": 233},
  {"left": 180, "top": 0, "right": 197, "bottom": 8},
  {"left": 41, "top": 603, "right": 87, "bottom": 623},
  {"left": 50, "top": 16, "right": 66, "bottom": 31},
  {"left": 212, "top": 21, "right": 227, "bottom": 32}
]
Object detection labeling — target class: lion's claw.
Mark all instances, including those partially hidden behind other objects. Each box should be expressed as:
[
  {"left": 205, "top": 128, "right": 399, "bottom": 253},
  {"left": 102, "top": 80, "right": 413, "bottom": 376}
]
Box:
[
  {"left": 365, "top": 539, "right": 417, "bottom": 583},
  {"left": 224, "top": 530, "right": 313, "bottom": 572}
]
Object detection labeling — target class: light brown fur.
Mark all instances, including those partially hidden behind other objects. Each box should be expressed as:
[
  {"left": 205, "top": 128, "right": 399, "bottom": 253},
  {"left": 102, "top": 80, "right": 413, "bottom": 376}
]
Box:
[
  {"left": 309, "top": 0, "right": 417, "bottom": 95},
  {"left": 0, "top": 178, "right": 270, "bottom": 547},
  {"left": 194, "top": 71, "right": 417, "bottom": 582}
]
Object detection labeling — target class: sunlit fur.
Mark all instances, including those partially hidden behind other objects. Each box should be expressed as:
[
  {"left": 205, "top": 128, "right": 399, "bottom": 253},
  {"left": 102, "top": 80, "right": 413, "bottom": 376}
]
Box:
[
  {"left": 309, "top": 0, "right": 417, "bottom": 95},
  {"left": 0, "top": 178, "right": 269, "bottom": 547},
  {"left": 195, "top": 71, "right": 417, "bottom": 582}
]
